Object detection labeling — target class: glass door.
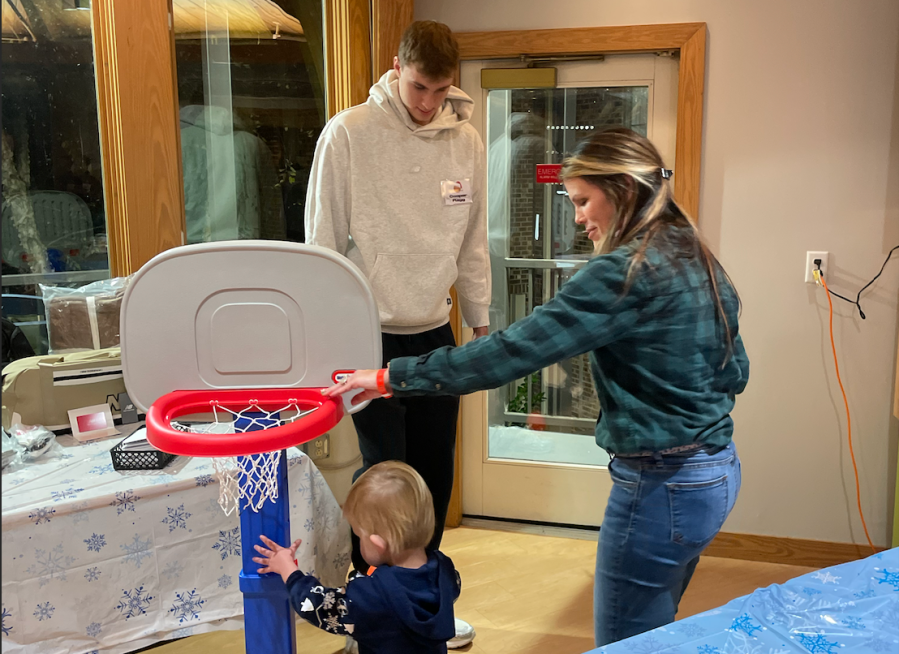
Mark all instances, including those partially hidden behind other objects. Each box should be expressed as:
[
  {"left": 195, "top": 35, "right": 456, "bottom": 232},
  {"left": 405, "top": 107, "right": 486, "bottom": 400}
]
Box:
[{"left": 460, "top": 54, "right": 677, "bottom": 526}]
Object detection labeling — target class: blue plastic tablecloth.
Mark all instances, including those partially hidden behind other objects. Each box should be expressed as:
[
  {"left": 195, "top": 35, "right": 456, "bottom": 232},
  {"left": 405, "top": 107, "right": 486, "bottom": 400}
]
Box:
[{"left": 587, "top": 548, "right": 899, "bottom": 654}]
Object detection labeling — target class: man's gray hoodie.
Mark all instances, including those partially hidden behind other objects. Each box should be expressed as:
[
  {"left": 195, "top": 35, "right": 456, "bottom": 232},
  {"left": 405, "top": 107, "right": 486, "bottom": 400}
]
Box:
[{"left": 305, "top": 70, "right": 490, "bottom": 334}]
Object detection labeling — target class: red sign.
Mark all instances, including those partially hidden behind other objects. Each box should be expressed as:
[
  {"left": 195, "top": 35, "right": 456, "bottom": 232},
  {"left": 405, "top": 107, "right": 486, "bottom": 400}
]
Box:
[{"left": 536, "top": 164, "right": 562, "bottom": 184}]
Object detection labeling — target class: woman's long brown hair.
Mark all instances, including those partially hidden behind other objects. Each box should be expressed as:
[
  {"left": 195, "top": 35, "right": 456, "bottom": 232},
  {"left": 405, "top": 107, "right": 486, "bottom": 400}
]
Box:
[{"left": 560, "top": 127, "right": 739, "bottom": 362}]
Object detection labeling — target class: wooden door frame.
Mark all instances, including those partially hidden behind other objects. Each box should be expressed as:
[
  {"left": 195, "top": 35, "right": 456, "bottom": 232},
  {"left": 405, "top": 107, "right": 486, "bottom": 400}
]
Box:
[
  {"left": 456, "top": 23, "right": 707, "bottom": 219},
  {"left": 326, "top": 0, "right": 373, "bottom": 115},
  {"left": 447, "top": 23, "right": 708, "bottom": 527},
  {"left": 371, "top": 0, "right": 414, "bottom": 80}
]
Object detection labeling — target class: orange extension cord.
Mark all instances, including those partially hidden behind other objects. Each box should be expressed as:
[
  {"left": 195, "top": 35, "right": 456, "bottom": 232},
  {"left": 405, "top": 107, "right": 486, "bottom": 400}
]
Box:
[{"left": 817, "top": 271, "right": 877, "bottom": 554}]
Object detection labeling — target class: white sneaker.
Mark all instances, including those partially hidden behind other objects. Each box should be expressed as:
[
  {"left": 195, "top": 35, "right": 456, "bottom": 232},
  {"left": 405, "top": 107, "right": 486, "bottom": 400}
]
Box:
[
  {"left": 344, "top": 635, "right": 359, "bottom": 653},
  {"left": 447, "top": 618, "right": 476, "bottom": 649}
]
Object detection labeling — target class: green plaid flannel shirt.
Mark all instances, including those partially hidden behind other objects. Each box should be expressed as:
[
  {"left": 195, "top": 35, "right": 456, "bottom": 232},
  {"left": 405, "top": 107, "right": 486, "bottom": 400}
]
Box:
[{"left": 388, "top": 227, "right": 750, "bottom": 455}]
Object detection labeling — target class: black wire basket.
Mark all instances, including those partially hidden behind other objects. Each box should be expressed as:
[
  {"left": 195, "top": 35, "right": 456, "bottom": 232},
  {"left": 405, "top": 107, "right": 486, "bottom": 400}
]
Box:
[{"left": 110, "top": 440, "right": 176, "bottom": 471}]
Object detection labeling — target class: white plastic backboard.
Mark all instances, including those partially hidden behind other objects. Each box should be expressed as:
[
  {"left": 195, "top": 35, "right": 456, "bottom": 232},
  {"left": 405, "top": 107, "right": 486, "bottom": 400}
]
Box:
[{"left": 120, "top": 241, "right": 382, "bottom": 415}]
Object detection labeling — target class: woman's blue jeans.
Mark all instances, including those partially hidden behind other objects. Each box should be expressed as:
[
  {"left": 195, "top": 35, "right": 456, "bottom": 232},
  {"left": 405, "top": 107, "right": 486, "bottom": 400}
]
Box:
[{"left": 594, "top": 442, "right": 741, "bottom": 646}]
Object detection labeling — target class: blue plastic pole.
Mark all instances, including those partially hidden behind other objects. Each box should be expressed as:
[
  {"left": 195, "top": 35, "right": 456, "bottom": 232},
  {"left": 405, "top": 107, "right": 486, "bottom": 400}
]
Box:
[{"left": 235, "top": 413, "right": 296, "bottom": 654}]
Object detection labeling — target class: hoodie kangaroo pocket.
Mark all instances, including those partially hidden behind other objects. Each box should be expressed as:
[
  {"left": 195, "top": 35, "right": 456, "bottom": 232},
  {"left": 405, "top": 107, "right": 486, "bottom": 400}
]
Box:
[{"left": 369, "top": 254, "right": 458, "bottom": 327}]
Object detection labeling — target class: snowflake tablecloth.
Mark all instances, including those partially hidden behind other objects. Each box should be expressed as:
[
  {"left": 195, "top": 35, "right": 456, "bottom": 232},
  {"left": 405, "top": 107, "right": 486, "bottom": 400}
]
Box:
[
  {"left": 1, "top": 434, "right": 351, "bottom": 654},
  {"left": 587, "top": 548, "right": 899, "bottom": 654}
]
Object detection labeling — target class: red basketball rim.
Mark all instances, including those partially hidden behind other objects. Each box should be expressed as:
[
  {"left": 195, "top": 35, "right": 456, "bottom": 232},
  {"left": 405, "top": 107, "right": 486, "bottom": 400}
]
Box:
[{"left": 146, "top": 388, "right": 344, "bottom": 457}]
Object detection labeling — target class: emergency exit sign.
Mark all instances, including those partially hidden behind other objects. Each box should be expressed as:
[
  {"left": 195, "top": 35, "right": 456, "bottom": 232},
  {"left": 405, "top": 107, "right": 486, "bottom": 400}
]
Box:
[{"left": 536, "top": 164, "right": 562, "bottom": 184}]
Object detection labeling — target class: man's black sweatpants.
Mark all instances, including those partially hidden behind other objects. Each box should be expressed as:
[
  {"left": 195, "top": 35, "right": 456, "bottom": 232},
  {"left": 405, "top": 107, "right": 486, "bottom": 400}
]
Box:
[{"left": 349, "top": 322, "right": 459, "bottom": 573}]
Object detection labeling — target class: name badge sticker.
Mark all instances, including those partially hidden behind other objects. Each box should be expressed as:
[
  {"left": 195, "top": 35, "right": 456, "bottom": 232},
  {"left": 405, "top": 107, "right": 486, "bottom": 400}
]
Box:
[{"left": 440, "top": 178, "right": 472, "bottom": 205}]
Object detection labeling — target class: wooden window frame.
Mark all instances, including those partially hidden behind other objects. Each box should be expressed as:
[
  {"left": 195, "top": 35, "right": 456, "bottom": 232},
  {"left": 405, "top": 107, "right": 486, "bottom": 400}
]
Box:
[
  {"left": 91, "top": 0, "right": 185, "bottom": 277},
  {"left": 91, "top": 0, "right": 375, "bottom": 276}
]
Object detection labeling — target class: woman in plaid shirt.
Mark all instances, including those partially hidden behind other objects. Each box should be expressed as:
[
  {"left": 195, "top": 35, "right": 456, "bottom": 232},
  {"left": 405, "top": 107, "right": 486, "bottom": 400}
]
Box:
[{"left": 326, "top": 127, "right": 749, "bottom": 646}]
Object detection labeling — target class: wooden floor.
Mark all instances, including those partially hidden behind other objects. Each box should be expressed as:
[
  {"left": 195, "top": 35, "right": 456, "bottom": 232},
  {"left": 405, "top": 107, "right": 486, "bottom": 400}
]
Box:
[{"left": 151, "top": 526, "right": 817, "bottom": 654}]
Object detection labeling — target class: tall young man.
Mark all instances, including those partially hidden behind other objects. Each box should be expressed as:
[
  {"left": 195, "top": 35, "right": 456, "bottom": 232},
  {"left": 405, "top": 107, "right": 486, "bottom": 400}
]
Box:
[{"left": 305, "top": 20, "right": 489, "bottom": 649}]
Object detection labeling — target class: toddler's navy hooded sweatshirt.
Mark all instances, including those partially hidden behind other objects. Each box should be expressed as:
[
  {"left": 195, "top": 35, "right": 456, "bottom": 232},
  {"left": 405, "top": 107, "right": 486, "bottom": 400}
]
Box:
[{"left": 286, "top": 550, "right": 460, "bottom": 653}]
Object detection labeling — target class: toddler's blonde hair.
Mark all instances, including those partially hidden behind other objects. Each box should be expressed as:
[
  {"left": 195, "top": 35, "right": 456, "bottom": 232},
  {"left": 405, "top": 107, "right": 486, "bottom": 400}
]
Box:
[{"left": 343, "top": 461, "right": 435, "bottom": 556}]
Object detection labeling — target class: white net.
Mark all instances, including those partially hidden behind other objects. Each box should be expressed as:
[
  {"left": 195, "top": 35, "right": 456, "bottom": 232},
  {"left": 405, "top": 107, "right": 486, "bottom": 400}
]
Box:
[
  {"left": 211, "top": 452, "right": 282, "bottom": 516},
  {"left": 172, "top": 400, "right": 318, "bottom": 516}
]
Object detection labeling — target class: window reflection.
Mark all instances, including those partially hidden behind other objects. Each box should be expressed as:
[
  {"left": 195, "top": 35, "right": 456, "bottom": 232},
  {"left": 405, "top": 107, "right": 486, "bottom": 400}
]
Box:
[
  {"left": 1, "top": 0, "right": 108, "bottom": 277},
  {"left": 174, "top": 0, "right": 326, "bottom": 244},
  {"left": 2, "top": 0, "right": 110, "bottom": 356}
]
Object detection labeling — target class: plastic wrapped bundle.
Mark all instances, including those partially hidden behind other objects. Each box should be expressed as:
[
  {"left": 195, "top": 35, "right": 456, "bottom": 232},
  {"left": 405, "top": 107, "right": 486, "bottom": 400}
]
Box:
[{"left": 41, "top": 276, "right": 130, "bottom": 353}]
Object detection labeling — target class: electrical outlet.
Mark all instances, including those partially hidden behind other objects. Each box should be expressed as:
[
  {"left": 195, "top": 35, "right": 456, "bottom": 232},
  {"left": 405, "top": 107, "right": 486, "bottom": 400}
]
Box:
[
  {"left": 805, "top": 251, "right": 829, "bottom": 283},
  {"left": 311, "top": 433, "right": 330, "bottom": 460}
]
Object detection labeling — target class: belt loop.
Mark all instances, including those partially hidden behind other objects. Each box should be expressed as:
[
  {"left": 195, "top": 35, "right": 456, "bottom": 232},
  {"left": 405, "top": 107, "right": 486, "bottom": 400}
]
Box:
[{"left": 651, "top": 451, "right": 663, "bottom": 465}]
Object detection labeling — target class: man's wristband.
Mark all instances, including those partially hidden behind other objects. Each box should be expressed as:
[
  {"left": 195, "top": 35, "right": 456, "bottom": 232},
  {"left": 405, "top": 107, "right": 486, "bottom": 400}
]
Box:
[{"left": 376, "top": 368, "right": 392, "bottom": 398}]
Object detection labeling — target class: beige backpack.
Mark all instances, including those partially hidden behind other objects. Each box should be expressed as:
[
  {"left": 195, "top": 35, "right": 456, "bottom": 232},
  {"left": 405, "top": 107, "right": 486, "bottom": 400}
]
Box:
[{"left": 2, "top": 347, "right": 125, "bottom": 430}]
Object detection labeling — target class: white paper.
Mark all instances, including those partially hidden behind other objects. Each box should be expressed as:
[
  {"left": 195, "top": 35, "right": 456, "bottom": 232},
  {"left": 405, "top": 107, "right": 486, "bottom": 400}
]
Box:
[{"left": 119, "top": 426, "right": 157, "bottom": 452}]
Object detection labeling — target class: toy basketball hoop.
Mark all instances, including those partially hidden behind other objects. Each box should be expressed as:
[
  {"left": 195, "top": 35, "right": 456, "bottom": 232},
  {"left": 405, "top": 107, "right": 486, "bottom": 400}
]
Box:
[
  {"left": 147, "top": 388, "right": 345, "bottom": 514},
  {"left": 121, "top": 240, "right": 381, "bottom": 514},
  {"left": 121, "top": 240, "right": 381, "bottom": 654}
]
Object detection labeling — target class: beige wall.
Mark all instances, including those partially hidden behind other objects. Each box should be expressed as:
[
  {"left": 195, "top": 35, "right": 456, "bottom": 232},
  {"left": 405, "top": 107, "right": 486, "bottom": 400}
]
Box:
[{"left": 417, "top": 0, "right": 899, "bottom": 547}]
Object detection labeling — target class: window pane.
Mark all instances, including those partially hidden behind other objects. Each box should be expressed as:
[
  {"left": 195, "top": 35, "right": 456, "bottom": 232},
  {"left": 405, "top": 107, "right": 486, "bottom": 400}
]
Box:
[
  {"left": 485, "top": 85, "right": 649, "bottom": 466},
  {"left": 2, "top": 0, "right": 110, "bottom": 355},
  {"left": 174, "top": 0, "right": 326, "bottom": 245}
]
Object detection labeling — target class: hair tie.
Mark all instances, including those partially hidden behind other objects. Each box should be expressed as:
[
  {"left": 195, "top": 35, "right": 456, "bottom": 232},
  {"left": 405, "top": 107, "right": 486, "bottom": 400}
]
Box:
[{"left": 660, "top": 168, "right": 673, "bottom": 179}]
